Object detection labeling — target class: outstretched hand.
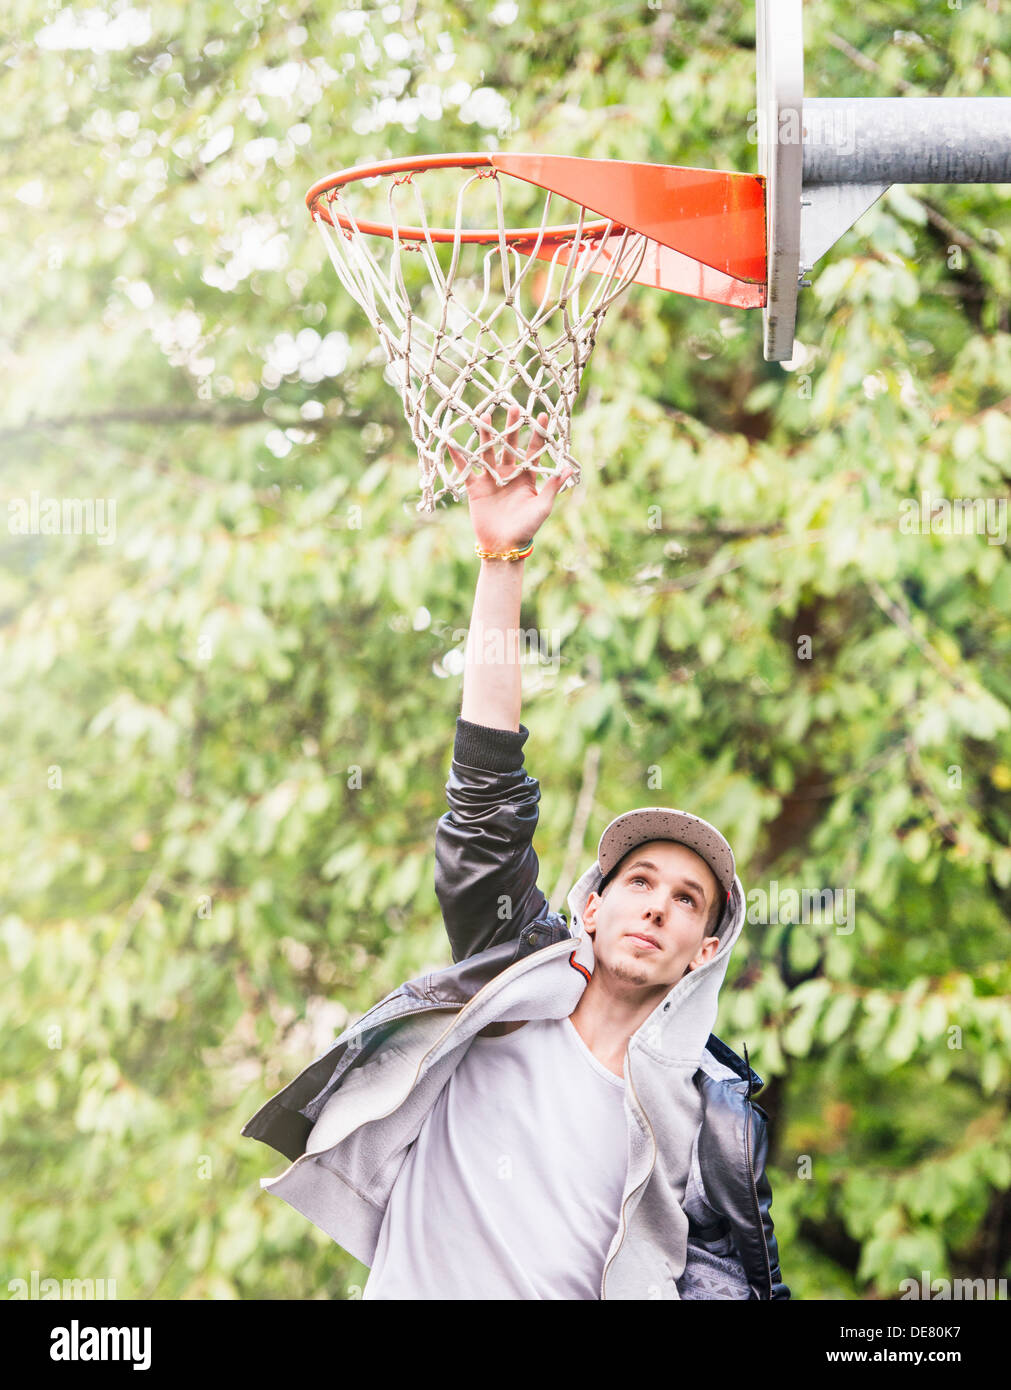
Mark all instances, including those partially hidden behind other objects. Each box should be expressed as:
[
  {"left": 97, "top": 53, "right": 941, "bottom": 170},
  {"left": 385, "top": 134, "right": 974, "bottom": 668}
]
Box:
[{"left": 449, "top": 407, "right": 574, "bottom": 555}]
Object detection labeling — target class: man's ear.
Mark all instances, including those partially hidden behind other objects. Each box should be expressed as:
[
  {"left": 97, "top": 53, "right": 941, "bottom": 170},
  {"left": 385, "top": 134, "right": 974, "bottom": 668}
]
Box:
[
  {"left": 582, "top": 891, "right": 600, "bottom": 938},
  {"left": 687, "top": 935, "right": 720, "bottom": 972}
]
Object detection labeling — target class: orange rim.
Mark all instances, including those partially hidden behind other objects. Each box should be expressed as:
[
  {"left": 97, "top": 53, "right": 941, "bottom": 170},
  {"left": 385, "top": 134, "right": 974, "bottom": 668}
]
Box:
[{"left": 305, "top": 152, "right": 618, "bottom": 247}]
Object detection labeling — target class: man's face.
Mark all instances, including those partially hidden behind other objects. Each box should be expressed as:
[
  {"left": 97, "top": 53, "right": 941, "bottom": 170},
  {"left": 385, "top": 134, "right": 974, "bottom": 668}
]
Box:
[{"left": 581, "top": 840, "right": 722, "bottom": 993}]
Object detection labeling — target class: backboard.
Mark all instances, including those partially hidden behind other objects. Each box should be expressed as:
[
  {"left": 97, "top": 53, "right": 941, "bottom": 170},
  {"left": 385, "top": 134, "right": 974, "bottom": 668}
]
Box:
[{"left": 756, "top": 0, "right": 804, "bottom": 362}]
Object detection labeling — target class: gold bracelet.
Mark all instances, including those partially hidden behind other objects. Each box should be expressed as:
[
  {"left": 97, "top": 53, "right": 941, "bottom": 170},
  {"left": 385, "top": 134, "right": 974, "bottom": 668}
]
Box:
[{"left": 474, "top": 539, "right": 534, "bottom": 562}]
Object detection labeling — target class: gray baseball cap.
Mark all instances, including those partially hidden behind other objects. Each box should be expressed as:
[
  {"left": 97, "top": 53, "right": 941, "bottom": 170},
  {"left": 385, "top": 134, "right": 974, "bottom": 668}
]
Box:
[{"left": 596, "top": 807, "right": 736, "bottom": 906}]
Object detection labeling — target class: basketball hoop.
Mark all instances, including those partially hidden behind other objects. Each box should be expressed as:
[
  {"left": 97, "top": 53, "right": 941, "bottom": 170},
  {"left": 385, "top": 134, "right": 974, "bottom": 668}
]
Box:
[{"left": 306, "top": 154, "right": 650, "bottom": 513}]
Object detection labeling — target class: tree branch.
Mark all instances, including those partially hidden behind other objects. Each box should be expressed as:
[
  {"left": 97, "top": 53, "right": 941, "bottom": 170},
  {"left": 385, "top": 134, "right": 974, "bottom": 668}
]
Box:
[{"left": 0, "top": 402, "right": 346, "bottom": 443}]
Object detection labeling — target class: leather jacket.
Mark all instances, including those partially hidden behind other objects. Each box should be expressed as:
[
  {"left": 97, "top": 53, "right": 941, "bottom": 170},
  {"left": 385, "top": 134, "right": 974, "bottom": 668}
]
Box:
[{"left": 242, "top": 718, "right": 789, "bottom": 1300}]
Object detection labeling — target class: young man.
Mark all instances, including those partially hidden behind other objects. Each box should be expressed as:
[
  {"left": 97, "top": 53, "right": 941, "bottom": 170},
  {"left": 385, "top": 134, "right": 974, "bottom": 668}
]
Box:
[{"left": 241, "top": 412, "right": 788, "bottom": 1300}]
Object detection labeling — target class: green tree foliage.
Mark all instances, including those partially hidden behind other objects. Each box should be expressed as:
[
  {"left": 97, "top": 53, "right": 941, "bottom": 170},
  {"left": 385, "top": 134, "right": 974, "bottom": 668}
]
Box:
[{"left": 2, "top": 0, "right": 1009, "bottom": 1300}]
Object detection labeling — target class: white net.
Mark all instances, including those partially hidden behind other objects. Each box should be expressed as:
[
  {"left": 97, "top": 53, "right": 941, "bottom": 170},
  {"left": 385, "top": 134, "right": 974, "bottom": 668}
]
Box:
[{"left": 312, "top": 162, "right": 648, "bottom": 512}]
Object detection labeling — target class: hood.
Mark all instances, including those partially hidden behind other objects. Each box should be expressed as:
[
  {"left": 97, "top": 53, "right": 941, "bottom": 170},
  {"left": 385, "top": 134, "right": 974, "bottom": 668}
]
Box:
[{"left": 564, "top": 857, "right": 746, "bottom": 1070}]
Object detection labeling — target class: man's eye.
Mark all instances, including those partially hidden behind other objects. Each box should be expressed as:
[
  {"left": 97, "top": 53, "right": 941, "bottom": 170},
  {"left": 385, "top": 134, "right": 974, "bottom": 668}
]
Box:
[{"left": 630, "top": 876, "right": 648, "bottom": 886}]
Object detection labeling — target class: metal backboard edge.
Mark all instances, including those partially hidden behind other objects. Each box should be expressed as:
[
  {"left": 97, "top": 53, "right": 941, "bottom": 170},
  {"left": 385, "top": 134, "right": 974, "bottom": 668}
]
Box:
[{"left": 756, "top": 0, "right": 804, "bottom": 362}]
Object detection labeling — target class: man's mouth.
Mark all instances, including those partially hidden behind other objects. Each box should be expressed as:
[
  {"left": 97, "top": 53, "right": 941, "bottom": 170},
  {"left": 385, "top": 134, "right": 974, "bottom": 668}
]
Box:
[{"left": 626, "top": 932, "right": 661, "bottom": 951}]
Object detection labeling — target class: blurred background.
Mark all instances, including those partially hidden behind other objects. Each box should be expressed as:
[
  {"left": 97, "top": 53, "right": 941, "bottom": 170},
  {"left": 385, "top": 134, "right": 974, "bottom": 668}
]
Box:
[{"left": 2, "top": 0, "right": 1010, "bottom": 1301}]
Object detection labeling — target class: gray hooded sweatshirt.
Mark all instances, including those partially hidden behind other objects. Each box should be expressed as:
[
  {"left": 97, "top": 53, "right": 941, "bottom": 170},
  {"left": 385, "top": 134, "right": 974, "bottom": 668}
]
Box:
[{"left": 255, "top": 844, "right": 747, "bottom": 1300}]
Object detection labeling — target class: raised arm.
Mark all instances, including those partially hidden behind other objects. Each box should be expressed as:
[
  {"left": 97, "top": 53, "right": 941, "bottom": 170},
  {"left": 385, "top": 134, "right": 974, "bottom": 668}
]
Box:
[
  {"left": 461, "top": 557, "right": 526, "bottom": 732},
  {"left": 458, "top": 408, "right": 572, "bottom": 731},
  {"left": 434, "top": 410, "right": 574, "bottom": 961}
]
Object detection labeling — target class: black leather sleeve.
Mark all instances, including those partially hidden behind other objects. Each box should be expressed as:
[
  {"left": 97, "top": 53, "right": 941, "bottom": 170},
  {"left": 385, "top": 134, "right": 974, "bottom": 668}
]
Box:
[
  {"left": 697, "top": 1082, "right": 791, "bottom": 1300},
  {"left": 749, "top": 1103, "right": 791, "bottom": 1301},
  {"left": 434, "top": 718, "right": 554, "bottom": 962}
]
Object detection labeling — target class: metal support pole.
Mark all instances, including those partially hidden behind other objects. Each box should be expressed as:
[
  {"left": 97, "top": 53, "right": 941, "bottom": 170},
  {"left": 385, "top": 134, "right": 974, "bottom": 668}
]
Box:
[{"left": 803, "top": 98, "right": 1011, "bottom": 185}]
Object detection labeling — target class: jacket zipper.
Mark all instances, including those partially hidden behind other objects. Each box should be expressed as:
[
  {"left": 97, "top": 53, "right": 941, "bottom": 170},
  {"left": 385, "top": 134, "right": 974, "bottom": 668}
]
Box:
[
  {"left": 742, "top": 1096, "right": 773, "bottom": 1298},
  {"left": 274, "top": 934, "right": 578, "bottom": 1178},
  {"left": 600, "top": 1049, "right": 657, "bottom": 1300}
]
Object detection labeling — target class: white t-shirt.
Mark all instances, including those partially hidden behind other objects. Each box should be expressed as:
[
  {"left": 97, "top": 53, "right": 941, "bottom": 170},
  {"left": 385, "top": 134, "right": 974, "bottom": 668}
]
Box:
[{"left": 362, "top": 1015, "right": 628, "bottom": 1300}]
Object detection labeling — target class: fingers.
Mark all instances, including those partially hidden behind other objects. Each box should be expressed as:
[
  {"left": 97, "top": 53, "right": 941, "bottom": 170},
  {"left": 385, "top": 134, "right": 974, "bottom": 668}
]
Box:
[
  {"left": 502, "top": 405, "right": 521, "bottom": 471},
  {"left": 522, "top": 465, "right": 575, "bottom": 535},
  {"left": 479, "top": 406, "right": 526, "bottom": 479},
  {"left": 526, "top": 412, "right": 549, "bottom": 465},
  {"left": 447, "top": 443, "right": 473, "bottom": 488},
  {"left": 538, "top": 463, "right": 575, "bottom": 507},
  {"left": 452, "top": 408, "right": 554, "bottom": 489},
  {"left": 478, "top": 413, "right": 495, "bottom": 472}
]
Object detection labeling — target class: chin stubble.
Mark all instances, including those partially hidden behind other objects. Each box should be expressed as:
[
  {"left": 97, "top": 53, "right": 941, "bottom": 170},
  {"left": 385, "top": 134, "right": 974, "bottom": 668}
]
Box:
[{"left": 610, "top": 960, "right": 651, "bottom": 987}]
